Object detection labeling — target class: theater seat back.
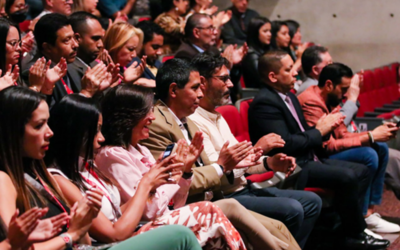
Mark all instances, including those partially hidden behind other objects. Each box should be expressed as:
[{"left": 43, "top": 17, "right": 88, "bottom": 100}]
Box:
[
  {"left": 216, "top": 105, "right": 249, "bottom": 142},
  {"left": 236, "top": 98, "right": 253, "bottom": 133}
]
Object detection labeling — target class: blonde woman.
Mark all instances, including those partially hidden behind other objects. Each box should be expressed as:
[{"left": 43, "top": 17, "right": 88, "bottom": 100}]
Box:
[
  {"left": 103, "top": 22, "right": 148, "bottom": 85},
  {"left": 72, "top": 0, "right": 99, "bottom": 15}
]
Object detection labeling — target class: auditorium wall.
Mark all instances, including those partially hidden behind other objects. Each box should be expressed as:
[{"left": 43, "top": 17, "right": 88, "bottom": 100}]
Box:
[{"left": 213, "top": 0, "right": 400, "bottom": 71}]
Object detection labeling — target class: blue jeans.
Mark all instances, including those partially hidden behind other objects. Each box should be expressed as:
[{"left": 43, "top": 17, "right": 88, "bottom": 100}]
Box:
[
  {"left": 225, "top": 186, "right": 322, "bottom": 248},
  {"left": 329, "top": 142, "right": 389, "bottom": 215}
]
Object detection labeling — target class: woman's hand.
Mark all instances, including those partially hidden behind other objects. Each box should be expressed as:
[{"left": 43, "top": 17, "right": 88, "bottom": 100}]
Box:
[
  {"left": 96, "top": 49, "right": 114, "bottom": 66},
  {"left": 21, "top": 31, "right": 35, "bottom": 54},
  {"left": 29, "top": 57, "right": 49, "bottom": 92},
  {"left": 123, "top": 56, "right": 147, "bottom": 83},
  {"left": 80, "top": 62, "right": 112, "bottom": 97},
  {"left": 0, "top": 64, "right": 19, "bottom": 90},
  {"left": 142, "top": 154, "right": 184, "bottom": 192},
  {"left": 27, "top": 211, "right": 68, "bottom": 243}
]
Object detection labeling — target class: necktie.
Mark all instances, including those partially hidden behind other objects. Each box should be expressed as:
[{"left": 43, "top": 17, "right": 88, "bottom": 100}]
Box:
[{"left": 285, "top": 96, "right": 320, "bottom": 162}]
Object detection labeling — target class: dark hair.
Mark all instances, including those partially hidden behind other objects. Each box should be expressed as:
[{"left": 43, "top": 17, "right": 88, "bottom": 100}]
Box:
[
  {"left": 0, "top": 18, "right": 20, "bottom": 76},
  {"left": 136, "top": 21, "right": 164, "bottom": 44},
  {"left": 5, "top": 0, "right": 15, "bottom": 15},
  {"left": 46, "top": 94, "right": 107, "bottom": 192},
  {"left": 247, "top": 16, "right": 270, "bottom": 53},
  {"left": 184, "top": 13, "right": 209, "bottom": 39},
  {"left": 191, "top": 52, "right": 229, "bottom": 80},
  {"left": 318, "top": 62, "right": 353, "bottom": 88},
  {"left": 189, "top": 0, "right": 196, "bottom": 8},
  {"left": 258, "top": 50, "right": 288, "bottom": 82},
  {"left": 156, "top": 58, "right": 198, "bottom": 102},
  {"left": 270, "top": 20, "right": 288, "bottom": 50},
  {"left": 102, "top": 85, "right": 154, "bottom": 148},
  {"left": 69, "top": 11, "right": 100, "bottom": 35},
  {"left": 34, "top": 13, "right": 70, "bottom": 53},
  {"left": 301, "top": 45, "right": 329, "bottom": 76},
  {"left": 0, "top": 86, "right": 64, "bottom": 212},
  {"left": 284, "top": 19, "right": 299, "bottom": 41},
  {"left": 161, "top": 0, "right": 175, "bottom": 12}
]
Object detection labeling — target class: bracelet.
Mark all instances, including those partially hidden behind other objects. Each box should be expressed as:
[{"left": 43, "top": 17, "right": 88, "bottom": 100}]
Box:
[
  {"left": 368, "top": 131, "right": 375, "bottom": 144},
  {"left": 30, "top": 85, "right": 39, "bottom": 92},
  {"left": 182, "top": 171, "right": 193, "bottom": 179},
  {"left": 263, "top": 157, "right": 272, "bottom": 171},
  {"left": 59, "top": 233, "right": 73, "bottom": 249}
]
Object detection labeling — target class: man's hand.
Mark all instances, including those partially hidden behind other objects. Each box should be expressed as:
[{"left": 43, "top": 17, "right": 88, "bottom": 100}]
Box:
[
  {"left": 346, "top": 72, "right": 361, "bottom": 102},
  {"left": 21, "top": 31, "right": 35, "bottom": 54},
  {"left": 44, "top": 57, "right": 67, "bottom": 92},
  {"left": 80, "top": 62, "right": 111, "bottom": 97},
  {"left": 236, "top": 147, "right": 263, "bottom": 168},
  {"left": 222, "top": 43, "right": 249, "bottom": 69},
  {"left": 315, "top": 112, "right": 345, "bottom": 136},
  {"left": 213, "top": 10, "right": 232, "bottom": 29},
  {"left": 371, "top": 123, "right": 398, "bottom": 142},
  {"left": 29, "top": 57, "right": 49, "bottom": 91},
  {"left": 266, "top": 153, "right": 296, "bottom": 177},
  {"left": 254, "top": 133, "right": 285, "bottom": 154},
  {"left": 217, "top": 140, "right": 253, "bottom": 172},
  {"left": 123, "top": 56, "right": 147, "bottom": 83}
]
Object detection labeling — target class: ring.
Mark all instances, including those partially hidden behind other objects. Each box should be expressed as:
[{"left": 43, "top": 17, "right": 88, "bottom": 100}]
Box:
[{"left": 168, "top": 172, "right": 172, "bottom": 178}]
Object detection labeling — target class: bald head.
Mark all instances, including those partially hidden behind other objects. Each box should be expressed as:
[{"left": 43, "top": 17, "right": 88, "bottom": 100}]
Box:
[{"left": 185, "top": 13, "right": 210, "bottom": 39}]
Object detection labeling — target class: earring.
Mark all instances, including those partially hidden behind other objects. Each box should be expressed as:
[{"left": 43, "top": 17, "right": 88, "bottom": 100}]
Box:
[{"left": 175, "top": 7, "right": 179, "bottom": 12}]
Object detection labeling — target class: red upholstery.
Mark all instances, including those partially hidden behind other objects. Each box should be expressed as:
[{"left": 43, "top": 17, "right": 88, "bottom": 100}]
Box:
[
  {"left": 363, "top": 70, "right": 375, "bottom": 92},
  {"left": 240, "top": 76, "right": 246, "bottom": 88},
  {"left": 290, "top": 89, "right": 297, "bottom": 94},
  {"left": 138, "top": 17, "right": 152, "bottom": 22},
  {"left": 19, "top": 20, "right": 30, "bottom": 33},
  {"left": 357, "top": 92, "right": 372, "bottom": 117},
  {"left": 390, "top": 62, "right": 400, "bottom": 83},
  {"left": 377, "top": 112, "right": 394, "bottom": 119},
  {"left": 373, "top": 68, "right": 385, "bottom": 89},
  {"left": 246, "top": 172, "right": 274, "bottom": 182},
  {"left": 216, "top": 105, "right": 249, "bottom": 142},
  {"left": 238, "top": 99, "right": 253, "bottom": 133},
  {"left": 162, "top": 55, "right": 175, "bottom": 63},
  {"left": 304, "top": 187, "right": 334, "bottom": 197}
]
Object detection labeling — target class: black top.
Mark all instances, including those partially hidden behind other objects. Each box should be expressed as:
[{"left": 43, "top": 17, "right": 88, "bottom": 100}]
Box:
[
  {"left": 242, "top": 46, "right": 265, "bottom": 88},
  {"left": 221, "top": 7, "right": 259, "bottom": 45}
]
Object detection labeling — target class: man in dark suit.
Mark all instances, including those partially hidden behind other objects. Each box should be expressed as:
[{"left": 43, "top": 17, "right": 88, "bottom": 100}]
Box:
[
  {"left": 175, "top": 13, "right": 219, "bottom": 61},
  {"left": 22, "top": 13, "right": 80, "bottom": 105},
  {"left": 248, "top": 50, "right": 390, "bottom": 249},
  {"left": 221, "top": 0, "right": 259, "bottom": 45}
]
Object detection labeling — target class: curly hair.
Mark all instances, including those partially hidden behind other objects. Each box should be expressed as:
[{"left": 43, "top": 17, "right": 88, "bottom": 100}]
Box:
[{"left": 101, "top": 85, "right": 154, "bottom": 148}]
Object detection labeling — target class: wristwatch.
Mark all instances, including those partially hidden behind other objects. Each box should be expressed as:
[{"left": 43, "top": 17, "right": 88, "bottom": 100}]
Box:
[{"left": 59, "top": 233, "right": 73, "bottom": 249}]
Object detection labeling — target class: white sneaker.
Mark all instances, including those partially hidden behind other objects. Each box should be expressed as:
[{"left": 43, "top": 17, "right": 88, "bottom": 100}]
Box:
[
  {"left": 364, "top": 228, "right": 383, "bottom": 239},
  {"left": 365, "top": 213, "right": 400, "bottom": 233}
]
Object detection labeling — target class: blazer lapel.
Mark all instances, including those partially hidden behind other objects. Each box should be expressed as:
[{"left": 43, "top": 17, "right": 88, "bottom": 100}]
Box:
[{"left": 155, "top": 101, "right": 186, "bottom": 143}]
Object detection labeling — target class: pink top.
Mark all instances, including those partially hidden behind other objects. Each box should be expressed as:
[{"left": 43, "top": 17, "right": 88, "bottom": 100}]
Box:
[{"left": 95, "top": 144, "right": 191, "bottom": 221}]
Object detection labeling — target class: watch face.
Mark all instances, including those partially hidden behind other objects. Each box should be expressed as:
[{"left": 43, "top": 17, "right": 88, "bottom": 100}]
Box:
[{"left": 62, "top": 236, "right": 70, "bottom": 243}]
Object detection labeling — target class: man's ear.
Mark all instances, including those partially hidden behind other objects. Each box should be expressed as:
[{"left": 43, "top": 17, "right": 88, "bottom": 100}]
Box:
[
  {"left": 42, "top": 42, "right": 52, "bottom": 55},
  {"left": 193, "top": 28, "right": 201, "bottom": 40},
  {"left": 169, "top": 82, "right": 178, "bottom": 99},
  {"left": 45, "top": 0, "right": 53, "bottom": 8},
  {"left": 325, "top": 80, "right": 334, "bottom": 92},
  {"left": 311, "top": 65, "right": 319, "bottom": 76},
  {"left": 75, "top": 33, "right": 82, "bottom": 43},
  {"left": 268, "top": 71, "right": 277, "bottom": 83},
  {"left": 199, "top": 76, "right": 207, "bottom": 90}
]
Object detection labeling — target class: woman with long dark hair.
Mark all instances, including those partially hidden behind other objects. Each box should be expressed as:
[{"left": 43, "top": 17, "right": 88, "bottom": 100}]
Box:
[
  {"left": 0, "top": 86, "right": 103, "bottom": 249},
  {"left": 242, "top": 16, "right": 271, "bottom": 88}
]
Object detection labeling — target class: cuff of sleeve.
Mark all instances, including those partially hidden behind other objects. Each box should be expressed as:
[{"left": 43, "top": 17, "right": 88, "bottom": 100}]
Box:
[{"left": 211, "top": 163, "right": 224, "bottom": 177}]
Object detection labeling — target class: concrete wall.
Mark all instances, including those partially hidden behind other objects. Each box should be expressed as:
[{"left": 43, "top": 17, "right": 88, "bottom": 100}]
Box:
[{"left": 213, "top": 0, "right": 400, "bottom": 71}]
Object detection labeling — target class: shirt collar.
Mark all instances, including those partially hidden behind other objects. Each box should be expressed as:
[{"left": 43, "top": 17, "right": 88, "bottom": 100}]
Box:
[
  {"left": 196, "top": 106, "right": 221, "bottom": 123},
  {"left": 276, "top": 91, "right": 288, "bottom": 102},
  {"left": 167, "top": 106, "right": 187, "bottom": 127},
  {"left": 192, "top": 44, "right": 204, "bottom": 53},
  {"left": 76, "top": 57, "right": 89, "bottom": 68}
]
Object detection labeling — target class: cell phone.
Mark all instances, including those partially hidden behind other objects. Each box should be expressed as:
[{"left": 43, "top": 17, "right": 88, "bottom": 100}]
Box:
[{"left": 162, "top": 143, "right": 176, "bottom": 159}]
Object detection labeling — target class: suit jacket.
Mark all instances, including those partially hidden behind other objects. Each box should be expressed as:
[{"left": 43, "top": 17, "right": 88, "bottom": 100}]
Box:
[
  {"left": 140, "top": 101, "right": 230, "bottom": 203},
  {"left": 297, "top": 85, "right": 366, "bottom": 154},
  {"left": 174, "top": 41, "right": 221, "bottom": 61},
  {"left": 22, "top": 55, "right": 84, "bottom": 106},
  {"left": 248, "top": 85, "right": 324, "bottom": 164},
  {"left": 221, "top": 7, "right": 259, "bottom": 45}
]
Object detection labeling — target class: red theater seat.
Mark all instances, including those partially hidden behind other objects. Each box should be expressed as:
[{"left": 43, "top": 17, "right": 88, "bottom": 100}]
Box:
[
  {"left": 215, "top": 105, "right": 249, "bottom": 142},
  {"left": 235, "top": 98, "right": 253, "bottom": 133},
  {"left": 162, "top": 55, "right": 175, "bottom": 63}
]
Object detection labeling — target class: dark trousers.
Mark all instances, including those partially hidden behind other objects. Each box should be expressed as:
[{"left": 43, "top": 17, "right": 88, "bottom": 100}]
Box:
[
  {"left": 226, "top": 186, "right": 322, "bottom": 248},
  {"left": 296, "top": 158, "right": 370, "bottom": 237}
]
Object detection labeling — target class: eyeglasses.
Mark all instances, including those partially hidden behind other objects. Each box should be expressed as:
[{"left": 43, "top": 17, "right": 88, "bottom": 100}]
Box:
[
  {"left": 6, "top": 40, "right": 22, "bottom": 48},
  {"left": 196, "top": 26, "right": 216, "bottom": 32},
  {"left": 212, "top": 75, "right": 231, "bottom": 84}
]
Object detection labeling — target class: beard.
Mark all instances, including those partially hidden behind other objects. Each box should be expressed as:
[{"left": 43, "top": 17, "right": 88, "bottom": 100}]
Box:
[
  {"left": 326, "top": 92, "right": 342, "bottom": 108},
  {"left": 211, "top": 90, "right": 230, "bottom": 107}
]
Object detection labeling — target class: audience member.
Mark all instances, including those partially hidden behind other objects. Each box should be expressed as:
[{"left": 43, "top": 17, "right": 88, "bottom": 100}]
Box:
[
  {"left": 247, "top": 50, "right": 390, "bottom": 249},
  {"left": 133, "top": 20, "right": 164, "bottom": 86},
  {"left": 5, "top": 0, "right": 29, "bottom": 23},
  {"left": 25, "top": 0, "right": 43, "bottom": 19},
  {"left": 154, "top": 0, "right": 189, "bottom": 54},
  {"left": 221, "top": 0, "right": 258, "bottom": 45},
  {"left": 96, "top": 85, "right": 298, "bottom": 249},
  {"left": 0, "top": 0, "right": 6, "bottom": 17},
  {"left": 97, "top": 0, "right": 136, "bottom": 19},
  {"left": 189, "top": 53, "right": 321, "bottom": 248},
  {"left": 285, "top": 19, "right": 309, "bottom": 62},
  {"left": 297, "top": 45, "right": 333, "bottom": 95},
  {"left": 140, "top": 58, "right": 302, "bottom": 249},
  {"left": 297, "top": 62, "right": 400, "bottom": 235},
  {"left": 72, "top": 0, "right": 98, "bottom": 14},
  {"left": 45, "top": 93, "right": 241, "bottom": 249},
  {"left": 242, "top": 16, "right": 270, "bottom": 88},
  {"left": 189, "top": 0, "right": 217, "bottom": 15},
  {"left": 0, "top": 86, "right": 103, "bottom": 249},
  {"left": 0, "top": 18, "right": 21, "bottom": 82},
  {"left": 103, "top": 22, "right": 147, "bottom": 85},
  {"left": 35, "top": 0, "right": 72, "bottom": 20}
]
